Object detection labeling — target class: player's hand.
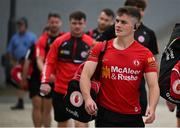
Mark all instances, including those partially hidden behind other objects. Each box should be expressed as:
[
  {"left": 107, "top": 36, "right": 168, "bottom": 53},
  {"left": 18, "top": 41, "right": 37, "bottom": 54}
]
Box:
[
  {"left": 40, "top": 83, "right": 51, "bottom": 96},
  {"left": 84, "top": 97, "right": 98, "bottom": 115},
  {"left": 144, "top": 107, "right": 155, "bottom": 124}
]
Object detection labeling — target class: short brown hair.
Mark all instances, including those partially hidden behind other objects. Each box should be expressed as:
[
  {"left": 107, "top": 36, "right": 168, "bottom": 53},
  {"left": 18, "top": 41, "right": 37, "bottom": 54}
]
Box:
[
  {"left": 101, "top": 8, "right": 115, "bottom": 18},
  {"left": 69, "top": 11, "right": 86, "bottom": 21},
  {"left": 124, "top": 0, "right": 147, "bottom": 11},
  {"left": 48, "top": 13, "right": 61, "bottom": 20},
  {"left": 116, "top": 6, "right": 141, "bottom": 22}
]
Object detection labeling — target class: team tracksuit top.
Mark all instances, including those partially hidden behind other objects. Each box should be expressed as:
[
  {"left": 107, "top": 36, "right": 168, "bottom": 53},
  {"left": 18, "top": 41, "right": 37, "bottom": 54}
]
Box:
[{"left": 41, "top": 32, "right": 93, "bottom": 94}]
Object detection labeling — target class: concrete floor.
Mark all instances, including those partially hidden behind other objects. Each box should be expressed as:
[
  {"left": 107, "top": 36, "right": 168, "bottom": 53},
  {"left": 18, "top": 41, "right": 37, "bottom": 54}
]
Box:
[{"left": 0, "top": 86, "right": 178, "bottom": 127}]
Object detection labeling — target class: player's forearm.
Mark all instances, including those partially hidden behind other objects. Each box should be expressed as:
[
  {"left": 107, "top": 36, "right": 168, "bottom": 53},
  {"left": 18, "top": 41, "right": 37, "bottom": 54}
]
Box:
[
  {"left": 41, "top": 62, "right": 54, "bottom": 83},
  {"left": 22, "top": 60, "right": 30, "bottom": 80},
  {"left": 36, "top": 57, "right": 44, "bottom": 72},
  {"left": 41, "top": 43, "right": 57, "bottom": 83},
  {"left": 80, "top": 73, "right": 92, "bottom": 101},
  {"left": 148, "top": 84, "right": 160, "bottom": 111}
]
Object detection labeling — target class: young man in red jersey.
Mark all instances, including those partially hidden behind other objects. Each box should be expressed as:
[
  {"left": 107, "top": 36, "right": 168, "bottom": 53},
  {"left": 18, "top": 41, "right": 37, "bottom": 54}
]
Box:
[
  {"left": 40, "top": 11, "right": 95, "bottom": 127},
  {"left": 21, "top": 13, "right": 63, "bottom": 127},
  {"left": 80, "top": 6, "right": 159, "bottom": 127},
  {"left": 97, "top": 0, "right": 159, "bottom": 116}
]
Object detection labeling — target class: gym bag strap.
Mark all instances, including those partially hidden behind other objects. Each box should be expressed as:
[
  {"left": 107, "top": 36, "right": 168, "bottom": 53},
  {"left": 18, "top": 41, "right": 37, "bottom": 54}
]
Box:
[{"left": 159, "top": 23, "right": 180, "bottom": 104}]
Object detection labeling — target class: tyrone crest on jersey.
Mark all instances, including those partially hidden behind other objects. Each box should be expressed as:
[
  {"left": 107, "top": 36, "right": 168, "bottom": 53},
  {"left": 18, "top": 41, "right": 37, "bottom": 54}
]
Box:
[
  {"left": 81, "top": 51, "right": 88, "bottom": 58},
  {"left": 133, "top": 59, "right": 140, "bottom": 66},
  {"left": 70, "top": 91, "right": 83, "bottom": 107}
]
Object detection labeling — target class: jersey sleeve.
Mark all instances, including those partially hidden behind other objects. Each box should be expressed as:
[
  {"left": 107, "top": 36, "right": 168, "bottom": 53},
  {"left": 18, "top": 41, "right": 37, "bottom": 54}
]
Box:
[
  {"left": 87, "top": 42, "right": 104, "bottom": 62},
  {"left": 41, "top": 40, "right": 58, "bottom": 83},
  {"left": 36, "top": 34, "right": 47, "bottom": 60},
  {"left": 144, "top": 51, "right": 158, "bottom": 73}
]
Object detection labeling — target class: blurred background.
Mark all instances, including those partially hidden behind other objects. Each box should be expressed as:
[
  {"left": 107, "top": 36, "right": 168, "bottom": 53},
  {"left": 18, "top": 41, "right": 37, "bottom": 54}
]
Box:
[
  {"left": 1, "top": 0, "right": 180, "bottom": 77},
  {"left": 0, "top": 0, "right": 180, "bottom": 127}
]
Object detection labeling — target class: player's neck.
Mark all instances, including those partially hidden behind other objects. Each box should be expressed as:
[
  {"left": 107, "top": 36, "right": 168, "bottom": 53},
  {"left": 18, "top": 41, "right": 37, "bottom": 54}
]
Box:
[
  {"left": 97, "top": 27, "right": 104, "bottom": 34},
  {"left": 71, "top": 32, "right": 83, "bottom": 38},
  {"left": 49, "top": 30, "right": 60, "bottom": 37},
  {"left": 114, "top": 35, "right": 135, "bottom": 50}
]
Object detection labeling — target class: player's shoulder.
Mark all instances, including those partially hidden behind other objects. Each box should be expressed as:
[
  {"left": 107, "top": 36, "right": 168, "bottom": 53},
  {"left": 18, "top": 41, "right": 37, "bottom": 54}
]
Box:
[
  {"left": 93, "top": 39, "right": 112, "bottom": 50},
  {"left": 39, "top": 32, "right": 49, "bottom": 40},
  {"left": 36, "top": 32, "right": 49, "bottom": 45},
  {"left": 81, "top": 33, "right": 94, "bottom": 46},
  {"left": 82, "top": 33, "right": 93, "bottom": 40},
  {"left": 134, "top": 40, "right": 152, "bottom": 53},
  {"left": 54, "top": 32, "right": 71, "bottom": 44}
]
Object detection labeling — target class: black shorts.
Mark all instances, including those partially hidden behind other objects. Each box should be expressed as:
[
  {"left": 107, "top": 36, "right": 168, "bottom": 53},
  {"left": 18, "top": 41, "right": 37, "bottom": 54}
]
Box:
[
  {"left": 52, "top": 91, "right": 71, "bottom": 122},
  {"left": 95, "top": 106, "right": 145, "bottom": 127},
  {"left": 176, "top": 105, "right": 180, "bottom": 118},
  {"left": 28, "top": 76, "right": 53, "bottom": 99}
]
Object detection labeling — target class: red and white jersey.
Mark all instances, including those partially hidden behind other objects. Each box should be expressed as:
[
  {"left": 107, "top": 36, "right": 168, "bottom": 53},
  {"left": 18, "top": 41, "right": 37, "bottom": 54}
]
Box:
[
  {"left": 41, "top": 32, "right": 93, "bottom": 94},
  {"left": 88, "top": 39, "right": 157, "bottom": 114}
]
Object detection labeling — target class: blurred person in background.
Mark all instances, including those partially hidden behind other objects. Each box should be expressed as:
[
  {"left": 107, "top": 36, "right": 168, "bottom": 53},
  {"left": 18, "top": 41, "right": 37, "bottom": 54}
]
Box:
[
  {"left": 86, "top": 8, "right": 114, "bottom": 40},
  {"left": 6, "top": 17, "right": 37, "bottom": 110},
  {"left": 21, "top": 13, "right": 64, "bottom": 127}
]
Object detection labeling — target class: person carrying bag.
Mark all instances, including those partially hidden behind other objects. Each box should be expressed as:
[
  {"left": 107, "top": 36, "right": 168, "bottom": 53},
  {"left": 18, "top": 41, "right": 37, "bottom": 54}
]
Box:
[{"left": 64, "top": 41, "right": 108, "bottom": 123}]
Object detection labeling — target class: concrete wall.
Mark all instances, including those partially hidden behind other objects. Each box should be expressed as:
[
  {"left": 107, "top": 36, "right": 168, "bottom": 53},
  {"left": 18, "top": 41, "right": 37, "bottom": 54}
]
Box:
[{"left": 0, "top": 0, "right": 180, "bottom": 84}]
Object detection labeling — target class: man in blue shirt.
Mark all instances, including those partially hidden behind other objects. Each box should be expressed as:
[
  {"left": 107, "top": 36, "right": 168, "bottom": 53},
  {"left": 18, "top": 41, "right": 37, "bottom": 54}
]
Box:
[
  {"left": 7, "top": 17, "right": 36, "bottom": 63},
  {"left": 6, "top": 17, "right": 37, "bottom": 110}
]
